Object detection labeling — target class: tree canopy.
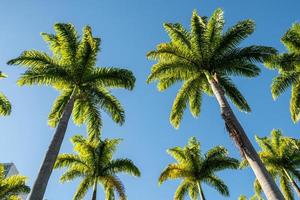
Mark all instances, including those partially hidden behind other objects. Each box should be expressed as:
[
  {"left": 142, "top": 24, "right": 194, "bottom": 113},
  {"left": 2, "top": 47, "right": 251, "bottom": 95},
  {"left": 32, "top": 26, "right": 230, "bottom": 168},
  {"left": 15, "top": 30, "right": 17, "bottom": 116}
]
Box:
[
  {"left": 54, "top": 135, "right": 141, "bottom": 200},
  {"left": 8, "top": 23, "right": 135, "bottom": 139},
  {"left": 147, "top": 8, "right": 276, "bottom": 128},
  {"left": 159, "top": 137, "right": 239, "bottom": 199}
]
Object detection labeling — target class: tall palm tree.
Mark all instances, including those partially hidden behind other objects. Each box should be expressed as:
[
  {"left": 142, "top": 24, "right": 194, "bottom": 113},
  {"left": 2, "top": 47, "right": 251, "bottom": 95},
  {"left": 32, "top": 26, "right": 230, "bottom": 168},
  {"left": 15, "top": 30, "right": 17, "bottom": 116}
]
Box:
[
  {"left": 146, "top": 8, "right": 283, "bottom": 199},
  {"left": 0, "top": 164, "right": 30, "bottom": 199},
  {"left": 7, "top": 23, "right": 135, "bottom": 200},
  {"left": 54, "top": 135, "right": 141, "bottom": 200},
  {"left": 159, "top": 137, "right": 239, "bottom": 200},
  {"left": 264, "top": 23, "right": 300, "bottom": 122},
  {"left": 0, "top": 72, "right": 11, "bottom": 116},
  {"left": 241, "top": 129, "right": 300, "bottom": 200}
]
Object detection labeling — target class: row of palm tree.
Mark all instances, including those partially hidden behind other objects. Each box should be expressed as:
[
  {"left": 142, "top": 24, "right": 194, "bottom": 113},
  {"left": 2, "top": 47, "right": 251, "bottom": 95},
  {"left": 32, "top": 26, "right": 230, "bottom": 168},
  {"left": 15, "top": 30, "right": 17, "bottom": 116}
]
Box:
[
  {"left": 1, "top": 129, "right": 299, "bottom": 199},
  {"left": 0, "top": 7, "right": 299, "bottom": 200},
  {"left": 160, "top": 130, "right": 300, "bottom": 200}
]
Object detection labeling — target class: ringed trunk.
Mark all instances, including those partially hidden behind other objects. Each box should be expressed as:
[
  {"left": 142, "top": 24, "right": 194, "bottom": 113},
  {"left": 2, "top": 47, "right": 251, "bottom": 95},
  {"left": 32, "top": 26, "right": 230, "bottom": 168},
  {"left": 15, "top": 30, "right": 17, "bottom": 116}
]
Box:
[
  {"left": 197, "top": 182, "right": 206, "bottom": 200},
  {"left": 28, "top": 97, "right": 75, "bottom": 200},
  {"left": 207, "top": 75, "right": 284, "bottom": 200},
  {"left": 92, "top": 179, "right": 98, "bottom": 200}
]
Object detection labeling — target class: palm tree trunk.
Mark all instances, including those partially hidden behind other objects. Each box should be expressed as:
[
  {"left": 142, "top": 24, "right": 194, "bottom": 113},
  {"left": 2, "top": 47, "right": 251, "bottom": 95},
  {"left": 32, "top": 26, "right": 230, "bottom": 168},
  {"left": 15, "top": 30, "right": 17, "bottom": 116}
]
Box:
[
  {"left": 283, "top": 169, "right": 300, "bottom": 197},
  {"left": 28, "top": 97, "right": 75, "bottom": 200},
  {"left": 92, "top": 179, "right": 98, "bottom": 200},
  {"left": 197, "top": 182, "right": 206, "bottom": 200},
  {"left": 207, "top": 75, "right": 284, "bottom": 200}
]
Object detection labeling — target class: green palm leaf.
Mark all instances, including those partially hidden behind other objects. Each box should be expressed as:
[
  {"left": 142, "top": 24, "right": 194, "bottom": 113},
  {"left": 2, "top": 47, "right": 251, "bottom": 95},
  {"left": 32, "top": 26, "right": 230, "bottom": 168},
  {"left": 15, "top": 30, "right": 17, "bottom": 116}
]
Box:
[{"left": 264, "top": 23, "right": 300, "bottom": 123}]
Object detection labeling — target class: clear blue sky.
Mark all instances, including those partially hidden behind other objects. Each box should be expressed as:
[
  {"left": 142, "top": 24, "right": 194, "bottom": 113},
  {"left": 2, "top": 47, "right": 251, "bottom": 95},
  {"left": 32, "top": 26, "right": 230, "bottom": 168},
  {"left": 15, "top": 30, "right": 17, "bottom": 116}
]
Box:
[{"left": 0, "top": 0, "right": 299, "bottom": 199}]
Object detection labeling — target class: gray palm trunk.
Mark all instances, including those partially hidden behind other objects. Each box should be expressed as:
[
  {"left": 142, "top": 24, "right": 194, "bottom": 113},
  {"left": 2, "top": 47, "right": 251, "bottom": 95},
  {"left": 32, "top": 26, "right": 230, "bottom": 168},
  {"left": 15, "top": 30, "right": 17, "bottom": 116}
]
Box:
[
  {"left": 92, "top": 179, "right": 97, "bottom": 200},
  {"left": 28, "top": 97, "right": 75, "bottom": 200},
  {"left": 197, "top": 182, "right": 206, "bottom": 200},
  {"left": 284, "top": 169, "right": 300, "bottom": 197},
  {"left": 207, "top": 75, "right": 284, "bottom": 200}
]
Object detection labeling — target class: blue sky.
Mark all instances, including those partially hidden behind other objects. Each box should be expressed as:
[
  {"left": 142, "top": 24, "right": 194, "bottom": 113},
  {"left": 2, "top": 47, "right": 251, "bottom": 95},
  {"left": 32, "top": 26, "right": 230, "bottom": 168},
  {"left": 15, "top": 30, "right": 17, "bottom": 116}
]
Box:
[{"left": 0, "top": 0, "right": 299, "bottom": 199}]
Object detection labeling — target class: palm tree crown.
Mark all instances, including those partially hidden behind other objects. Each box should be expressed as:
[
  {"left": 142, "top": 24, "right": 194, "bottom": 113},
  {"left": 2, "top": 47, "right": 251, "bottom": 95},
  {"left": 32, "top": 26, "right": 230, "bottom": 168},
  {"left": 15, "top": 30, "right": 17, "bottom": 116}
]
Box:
[
  {"left": 0, "top": 164, "right": 30, "bottom": 200},
  {"left": 264, "top": 23, "right": 300, "bottom": 122},
  {"left": 147, "top": 8, "right": 276, "bottom": 128},
  {"left": 8, "top": 23, "right": 135, "bottom": 139},
  {"left": 54, "top": 135, "right": 141, "bottom": 200},
  {"left": 0, "top": 72, "right": 11, "bottom": 116},
  {"left": 241, "top": 129, "right": 300, "bottom": 200},
  {"left": 159, "top": 137, "right": 239, "bottom": 200}
]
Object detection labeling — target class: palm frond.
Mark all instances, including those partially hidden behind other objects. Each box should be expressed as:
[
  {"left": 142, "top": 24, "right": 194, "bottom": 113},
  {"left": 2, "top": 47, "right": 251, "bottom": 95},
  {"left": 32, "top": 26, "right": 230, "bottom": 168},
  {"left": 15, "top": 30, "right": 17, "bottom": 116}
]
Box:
[
  {"left": 218, "top": 76, "right": 251, "bottom": 112},
  {"left": 73, "top": 178, "right": 92, "bottom": 200},
  {"left": 54, "top": 154, "right": 87, "bottom": 169},
  {"left": 281, "top": 23, "right": 300, "bottom": 53},
  {"left": 188, "top": 182, "right": 198, "bottom": 200},
  {"left": 264, "top": 53, "right": 300, "bottom": 72},
  {"left": 91, "top": 87, "right": 125, "bottom": 125},
  {"left": 203, "top": 175, "right": 229, "bottom": 196},
  {"left": 271, "top": 72, "right": 300, "bottom": 100},
  {"left": 174, "top": 181, "right": 190, "bottom": 200},
  {"left": 214, "top": 20, "right": 255, "bottom": 55},
  {"left": 7, "top": 50, "right": 55, "bottom": 69},
  {"left": 48, "top": 90, "right": 73, "bottom": 127},
  {"left": 0, "top": 92, "right": 11, "bottom": 116},
  {"left": 87, "top": 67, "right": 135, "bottom": 90},
  {"left": 206, "top": 8, "right": 224, "bottom": 45},
  {"left": 163, "top": 23, "right": 191, "bottom": 48},
  {"left": 280, "top": 176, "right": 294, "bottom": 200},
  {"left": 104, "top": 176, "right": 126, "bottom": 200},
  {"left": 106, "top": 159, "right": 141, "bottom": 177},
  {"left": 147, "top": 60, "right": 198, "bottom": 83},
  {"left": 54, "top": 23, "right": 78, "bottom": 64},
  {"left": 290, "top": 83, "right": 300, "bottom": 122},
  {"left": 76, "top": 26, "right": 100, "bottom": 71},
  {"left": 170, "top": 78, "right": 199, "bottom": 128},
  {"left": 60, "top": 168, "right": 87, "bottom": 183},
  {"left": 190, "top": 10, "right": 207, "bottom": 59},
  {"left": 158, "top": 164, "right": 190, "bottom": 184}
]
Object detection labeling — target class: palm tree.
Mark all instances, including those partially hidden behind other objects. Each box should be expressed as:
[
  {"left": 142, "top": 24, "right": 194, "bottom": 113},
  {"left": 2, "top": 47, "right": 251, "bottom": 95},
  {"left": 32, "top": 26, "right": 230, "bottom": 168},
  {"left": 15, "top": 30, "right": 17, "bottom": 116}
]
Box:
[
  {"left": 54, "top": 135, "right": 141, "bottom": 200},
  {"left": 264, "top": 23, "right": 300, "bottom": 122},
  {"left": 146, "top": 8, "right": 284, "bottom": 199},
  {"left": 159, "top": 137, "right": 239, "bottom": 200},
  {"left": 0, "top": 164, "right": 30, "bottom": 199},
  {"left": 7, "top": 23, "right": 135, "bottom": 200},
  {"left": 241, "top": 129, "right": 300, "bottom": 200},
  {"left": 0, "top": 72, "right": 11, "bottom": 116}
]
